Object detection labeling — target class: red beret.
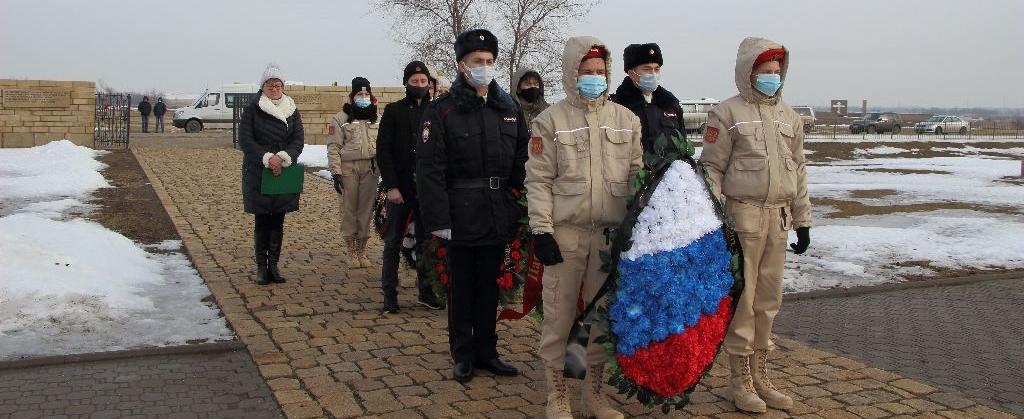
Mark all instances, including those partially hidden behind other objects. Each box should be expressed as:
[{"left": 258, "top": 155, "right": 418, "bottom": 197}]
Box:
[
  {"left": 583, "top": 46, "right": 606, "bottom": 60},
  {"left": 753, "top": 48, "right": 786, "bottom": 68}
]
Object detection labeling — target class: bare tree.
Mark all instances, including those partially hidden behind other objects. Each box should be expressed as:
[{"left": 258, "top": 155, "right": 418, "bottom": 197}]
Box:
[
  {"left": 492, "top": 0, "right": 598, "bottom": 96},
  {"left": 372, "top": 0, "right": 485, "bottom": 80},
  {"left": 373, "top": 0, "right": 599, "bottom": 96}
]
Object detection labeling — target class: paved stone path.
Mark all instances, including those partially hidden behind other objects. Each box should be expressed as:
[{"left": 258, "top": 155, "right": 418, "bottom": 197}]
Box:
[
  {"left": 0, "top": 349, "right": 281, "bottom": 419},
  {"left": 775, "top": 277, "right": 1024, "bottom": 417},
  {"left": 130, "top": 135, "right": 1018, "bottom": 418}
]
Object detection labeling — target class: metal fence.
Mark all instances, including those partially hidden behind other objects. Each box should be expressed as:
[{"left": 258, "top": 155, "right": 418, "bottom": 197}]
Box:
[
  {"left": 804, "top": 118, "right": 1023, "bottom": 141},
  {"left": 231, "top": 93, "right": 257, "bottom": 148},
  {"left": 94, "top": 93, "right": 131, "bottom": 149}
]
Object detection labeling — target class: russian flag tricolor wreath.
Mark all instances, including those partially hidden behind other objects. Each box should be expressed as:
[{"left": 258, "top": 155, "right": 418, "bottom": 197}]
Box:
[{"left": 584, "top": 130, "right": 745, "bottom": 413}]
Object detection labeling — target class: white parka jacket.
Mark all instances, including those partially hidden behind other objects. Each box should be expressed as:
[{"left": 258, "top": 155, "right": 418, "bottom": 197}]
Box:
[{"left": 699, "top": 37, "right": 811, "bottom": 228}]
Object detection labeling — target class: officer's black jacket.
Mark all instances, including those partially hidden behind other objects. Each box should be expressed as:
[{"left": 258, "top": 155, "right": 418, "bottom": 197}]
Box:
[
  {"left": 377, "top": 95, "right": 430, "bottom": 200},
  {"left": 610, "top": 77, "right": 686, "bottom": 154},
  {"left": 416, "top": 75, "right": 530, "bottom": 247}
]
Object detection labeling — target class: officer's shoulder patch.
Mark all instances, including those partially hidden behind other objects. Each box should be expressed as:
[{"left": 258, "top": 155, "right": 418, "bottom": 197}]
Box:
[
  {"left": 328, "top": 125, "right": 335, "bottom": 135},
  {"left": 704, "top": 126, "right": 719, "bottom": 144},
  {"left": 530, "top": 136, "right": 544, "bottom": 155},
  {"left": 421, "top": 121, "right": 431, "bottom": 142}
]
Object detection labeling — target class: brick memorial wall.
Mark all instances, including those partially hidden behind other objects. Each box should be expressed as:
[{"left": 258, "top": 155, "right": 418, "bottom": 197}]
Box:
[{"left": 0, "top": 79, "right": 95, "bottom": 148}]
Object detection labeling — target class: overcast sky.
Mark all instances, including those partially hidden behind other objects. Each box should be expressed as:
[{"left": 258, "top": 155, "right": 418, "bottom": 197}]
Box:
[{"left": 2, "top": 0, "right": 1022, "bottom": 108}]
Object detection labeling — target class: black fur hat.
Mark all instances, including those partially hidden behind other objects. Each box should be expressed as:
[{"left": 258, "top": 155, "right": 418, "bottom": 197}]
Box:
[
  {"left": 454, "top": 29, "right": 499, "bottom": 62},
  {"left": 403, "top": 61, "right": 431, "bottom": 84},
  {"left": 623, "top": 43, "right": 663, "bottom": 72},
  {"left": 351, "top": 77, "right": 371, "bottom": 96}
]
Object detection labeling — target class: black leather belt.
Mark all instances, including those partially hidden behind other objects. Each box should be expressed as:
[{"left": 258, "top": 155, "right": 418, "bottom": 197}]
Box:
[{"left": 448, "top": 177, "right": 508, "bottom": 190}]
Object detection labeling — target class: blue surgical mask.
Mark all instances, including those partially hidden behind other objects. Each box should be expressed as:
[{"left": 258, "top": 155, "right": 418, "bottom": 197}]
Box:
[
  {"left": 754, "top": 73, "right": 782, "bottom": 97},
  {"left": 637, "top": 73, "right": 660, "bottom": 92},
  {"left": 466, "top": 64, "right": 496, "bottom": 87},
  {"left": 354, "top": 97, "right": 371, "bottom": 108},
  {"left": 577, "top": 75, "right": 607, "bottom": 100}
]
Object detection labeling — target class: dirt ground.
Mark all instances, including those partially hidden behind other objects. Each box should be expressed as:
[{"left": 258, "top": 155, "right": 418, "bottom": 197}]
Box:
[
  {"left": 87, "top": 149, "right": 179, "bottom": 245},
  {"left": 804, "top": 140, "right": 1023, "bottom": 162}
]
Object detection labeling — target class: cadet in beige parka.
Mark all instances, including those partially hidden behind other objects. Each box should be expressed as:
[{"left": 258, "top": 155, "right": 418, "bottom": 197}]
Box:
[
  {"left": 327, "top": 77, "right": 379, "bottom": 268},
  {"left": 526, "top": 36, "right": 643, "bottom": 419},
  {"left": 699, "top": 37, "right": 811, "bottom": 414}
]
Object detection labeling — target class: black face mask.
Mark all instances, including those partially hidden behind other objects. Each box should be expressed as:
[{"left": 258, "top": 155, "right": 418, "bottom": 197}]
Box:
[
  {"left": 406, "top": 85, "right": 429, "bottom": 100},
  {"left": 518, "top": 87, "right": 542, "bottom": 103}
]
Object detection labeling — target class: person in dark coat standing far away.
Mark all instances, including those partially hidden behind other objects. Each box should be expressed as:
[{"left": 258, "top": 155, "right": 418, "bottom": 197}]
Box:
[
  {"left": 153, "top": 97, "right": 167, "bottom": 133},
  {"left": 376, "top": 61, "right": 444, "bottom": 314},
  {"left": 138, "top": 96, "right": 152, "bottom": 133},
  {"left": 237, "top": 63, "right": 304, "bottom": 286},
  {"left": 417, "top": 29, "right": 530, "bottom": 384}
]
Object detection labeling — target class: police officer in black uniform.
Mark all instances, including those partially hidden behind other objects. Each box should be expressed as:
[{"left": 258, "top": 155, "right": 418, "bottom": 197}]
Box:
[
  {"left": 417, "top": 29, "right": 530, "bottom": 383},
  {"left": 610, "top": 43, "right": 687, "bottom": 154}
]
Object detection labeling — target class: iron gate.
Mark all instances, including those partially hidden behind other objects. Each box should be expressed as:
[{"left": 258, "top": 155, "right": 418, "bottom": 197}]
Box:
[
  {"left": 231, "top": 92, "right": 257, "bottom": 148},
  {"left": 94, "top": 93, "right": 131, "bottom": 149}
]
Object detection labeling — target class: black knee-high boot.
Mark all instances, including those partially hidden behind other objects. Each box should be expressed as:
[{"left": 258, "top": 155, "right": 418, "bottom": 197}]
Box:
[
  {"left": 254, "top": 219, "right": 271, "bottom": 285},
  {"left": 267, "top": 217, "right": 286, "bottom": 283}
]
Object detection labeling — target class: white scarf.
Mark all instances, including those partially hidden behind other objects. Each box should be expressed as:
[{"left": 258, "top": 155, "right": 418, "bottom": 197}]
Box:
[{"left": 258, "top": 94, "right": 296, "bottom": 127}]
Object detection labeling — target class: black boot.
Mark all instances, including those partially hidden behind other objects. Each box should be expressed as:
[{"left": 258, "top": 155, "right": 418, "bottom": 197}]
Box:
[
  {"left": 267, "top": 226, "right": 286, "bottom": 283},
  {"left": 254, "top": 225, "right": 271, "bottom": 285}
]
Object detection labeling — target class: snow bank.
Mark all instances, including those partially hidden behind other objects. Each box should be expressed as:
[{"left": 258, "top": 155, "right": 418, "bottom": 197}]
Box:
[
  {"left": 0, "top": 140, "right": 109, "bottom": 203},
  {"left": 297, "top": 144, "right": 328, "bottom": 168}
]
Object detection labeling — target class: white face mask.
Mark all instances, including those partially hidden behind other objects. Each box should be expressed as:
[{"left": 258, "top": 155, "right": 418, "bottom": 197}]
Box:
[{"left": 466, "top": 64, "right": 496, "bottom": 87}]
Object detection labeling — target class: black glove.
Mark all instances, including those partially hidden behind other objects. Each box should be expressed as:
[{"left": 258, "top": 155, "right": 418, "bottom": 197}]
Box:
[
  {"left": 332, "top": 174, "right": 344, "bottom": 194},
  {"left": 533, "top": 233, "right": 563, "bottom": 266},
  {"left": 790, "top": 227, "right": 810, "bottom": 254}
]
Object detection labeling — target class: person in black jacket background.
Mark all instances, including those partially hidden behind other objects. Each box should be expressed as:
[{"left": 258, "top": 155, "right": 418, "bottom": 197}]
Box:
[
  {"left": 238, "top": 63, "right": 304, "bottom": 286},
  {"left": 375, "top": 60, "right": 441, "bottom": 313},
  {"left": 153, "top": 98, "right": 167, "bottom": 133},
  {"left": 417, "top": 29, "right": 529, "bottom": 383},
  {"left": 610, "top": 43, "right": 686, "bottom": 154},
  {"left": 138, "top": 96, "right": 152, "bottom": 133}
]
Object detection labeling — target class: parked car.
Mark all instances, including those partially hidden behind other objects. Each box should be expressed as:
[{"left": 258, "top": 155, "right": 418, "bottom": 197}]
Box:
[
  {"left": 679, "top": 98, "right": 718, "bottom": 133},
  {"left": 173, "top": 84, "right": 259, "bottom": 133},
  {"left": 914, "top": 115, "right": 969, "bottom": 135},
  {"left": 792, "top": 106, "right": 815, "bottom": 133},
  {"left": 850, "top": 112, "right": 903, "bottom": 134}
]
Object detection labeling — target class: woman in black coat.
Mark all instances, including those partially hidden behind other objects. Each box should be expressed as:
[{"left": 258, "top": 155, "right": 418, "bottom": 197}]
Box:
[{"left": 238, "top": 63, "right": 304, "bottom": 285}]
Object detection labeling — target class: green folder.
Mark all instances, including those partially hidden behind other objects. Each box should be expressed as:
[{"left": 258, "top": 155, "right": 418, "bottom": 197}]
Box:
[{"left": 261, "top": 164, "right": 305, "bottom": 195}]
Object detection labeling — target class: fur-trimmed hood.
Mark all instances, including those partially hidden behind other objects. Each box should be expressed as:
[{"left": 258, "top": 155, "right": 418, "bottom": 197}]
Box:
[
  {"left": 612, "top": 77, "right": 680, "bottom": 109},
  {"left": 449, "top": 73, "right": 517, "bottom": 113}
]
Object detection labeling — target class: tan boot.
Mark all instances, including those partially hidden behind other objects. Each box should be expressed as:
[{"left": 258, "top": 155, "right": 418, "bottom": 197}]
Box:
[
  {"left": 357, "top": 238, "right": 371, "bottom": 268},
  {"left": 729, "top": 354, "right": 767, "bottom": 413},
  {"left": 545, "top": 369, "right": 573, "bottom": 419},
  {"left": 342, "top": 236, "right": 357, "bottom": 267},
  {"left": 751, "top": 350, "right": 794, "bottom": 410},
  {"left": 581, "top": 363, "right": 623, "bottom": 419}
]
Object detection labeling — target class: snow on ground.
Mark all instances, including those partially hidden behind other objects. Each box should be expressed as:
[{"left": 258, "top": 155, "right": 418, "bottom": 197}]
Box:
[
  {"left": 0, "top": 140, "right": 232, "bottom": 360},
  {"left": 853, "top": 146, "right": 914, "bottom": 155},
  {"left": 807, "top": 156, "right": 1023, "bottom": 207},
  {"left": 932, "top": 146, "right": 1024, "bottom": 157},
  {"left": 297, "top": 144, "right": 328, "bottom": 168},
  {"left": 785, "top": 210, "right": 1024, "bottom": 292},
  {"left": 783, "top": 147, "right": 1024, "bottom": 292}
]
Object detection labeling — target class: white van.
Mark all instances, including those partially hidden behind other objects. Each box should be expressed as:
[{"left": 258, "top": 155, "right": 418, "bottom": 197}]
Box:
[
  {"left": 172, "top": 84, "right": 259, "bottom": 132},
  {"left": 679, "top": 98, "right": 719, "bottom": 133}
]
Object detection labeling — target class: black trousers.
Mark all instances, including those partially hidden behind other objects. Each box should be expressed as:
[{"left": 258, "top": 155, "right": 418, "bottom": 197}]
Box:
[
  {"left": 447, "top": 244, "right": 503, "bottom": 364},
  {"left": 380, "top": 200, "right": 432, "bottom": 304},
  {"left": 254, "top": 212, "right": 286, "bottom": 263}
]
